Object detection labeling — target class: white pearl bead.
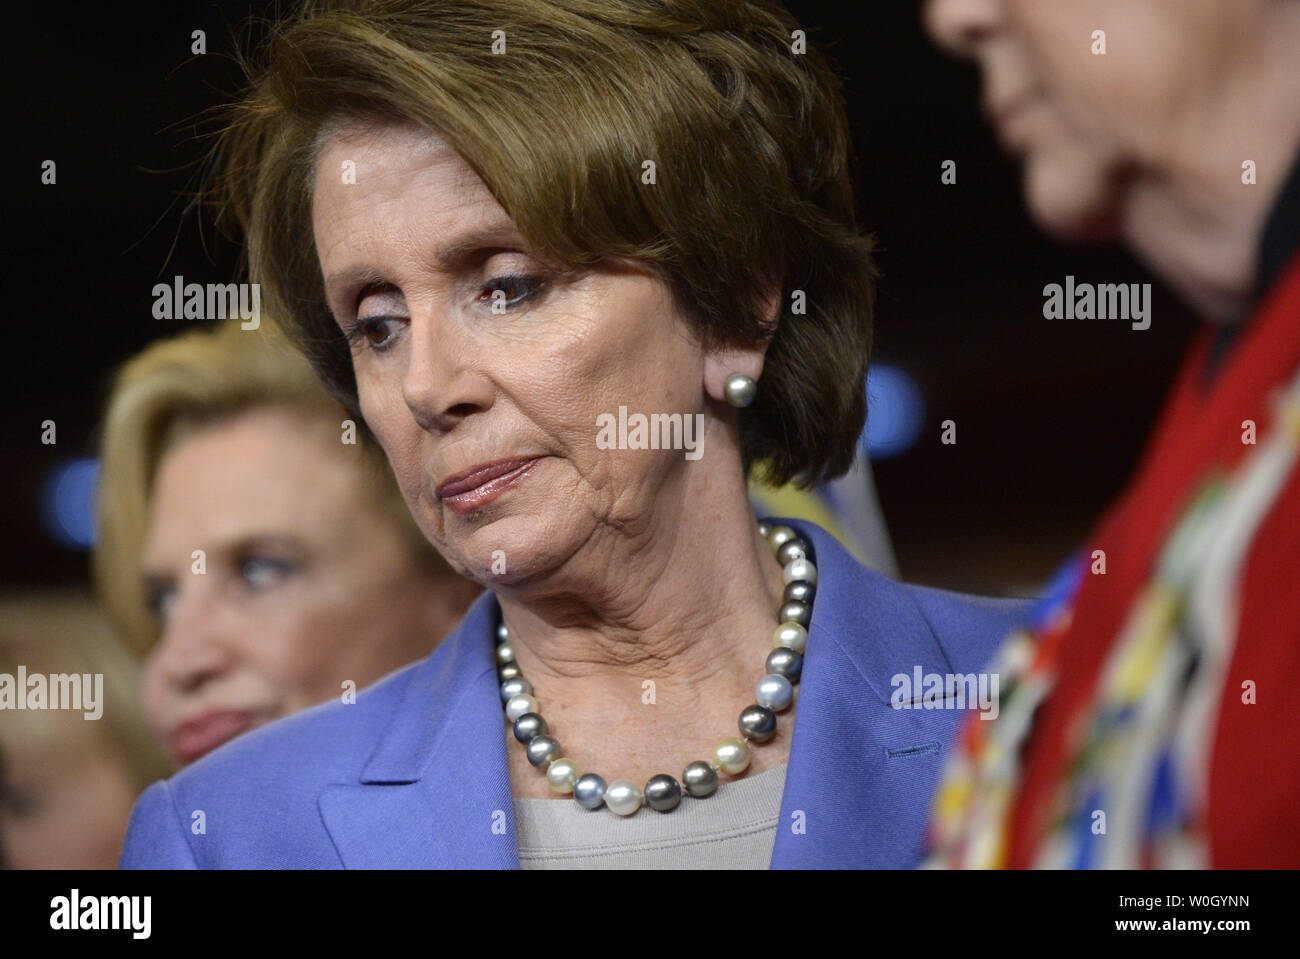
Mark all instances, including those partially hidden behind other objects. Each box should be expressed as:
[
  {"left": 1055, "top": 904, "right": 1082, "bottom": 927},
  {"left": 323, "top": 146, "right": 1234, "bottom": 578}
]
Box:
[
  {"left": 504, "top": 693, "right": 538, "bottom": 722},
  {"left": 782, "top": 557, "right": 817, "bottom": 586},
  {"left": 756, "top": 673, "right": 794, "bottom": 711},
  {"left": 546, "top": 758, "right": 581, "bottom": 794},
  {"left": 604, "top": 779, "right": 644, "bottom": 816},
  {"left": 767, "top": 526, "right": 797, "bottom": 553},
  {"left": 773, "top": 622, "right": 807, "bottom": 653},
  {"left": 714, "top": 737, "right": 751, "bottom": 774}
]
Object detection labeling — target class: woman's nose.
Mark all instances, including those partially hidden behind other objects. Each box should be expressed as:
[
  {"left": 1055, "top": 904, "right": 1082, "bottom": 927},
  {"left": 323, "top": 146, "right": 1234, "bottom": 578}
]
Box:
[
  {"left": 400, "top": 313, "right": 494, "bottom": 433},
  {"left": 152, "top": 587, "right": 234, "bottom": 693},
  {"left": 924, "top": 0, "right": 1002, "bottom": 59}
]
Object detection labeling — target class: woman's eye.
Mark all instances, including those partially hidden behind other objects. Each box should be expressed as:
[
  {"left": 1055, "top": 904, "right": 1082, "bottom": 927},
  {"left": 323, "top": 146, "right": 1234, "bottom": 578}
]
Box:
[
  {"left": 147, "top": 583, "right": 177, "bottom": 623},
  {"left": 240, "top": 555, "right": 296, "bottom": 592},
  {"left": 348, "top": 316, "right": 400, "bottom": 351},
  {"left": 480, "top": 274, "right": 545, "bottom": 310},
  {"left": 1, "top": 785, "right": 41, "bottom": 819}
]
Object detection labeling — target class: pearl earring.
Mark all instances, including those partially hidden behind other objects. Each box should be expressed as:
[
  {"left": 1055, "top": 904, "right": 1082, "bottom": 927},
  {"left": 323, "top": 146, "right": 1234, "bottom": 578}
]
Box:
[{"left": 724, "top": 373, "right": 757, "bottom": 408}]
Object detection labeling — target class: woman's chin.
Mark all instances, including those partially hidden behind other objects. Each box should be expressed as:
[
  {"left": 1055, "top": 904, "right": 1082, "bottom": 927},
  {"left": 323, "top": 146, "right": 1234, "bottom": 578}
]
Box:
[
  {"left": 1023, "top": 151, "right": 1122, "bottom": 245},
  {"left": 442, "top": 514, "right": 572, "bottom": 586}
]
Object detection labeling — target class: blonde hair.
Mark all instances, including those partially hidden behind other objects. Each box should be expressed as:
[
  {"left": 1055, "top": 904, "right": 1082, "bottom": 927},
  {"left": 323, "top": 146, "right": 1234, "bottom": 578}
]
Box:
[
  {"left": 94, "top": 318, "right": 449, "bottom": 657},
  {"left": 0, "top": 591, "right": 174, "bottom": 787}
]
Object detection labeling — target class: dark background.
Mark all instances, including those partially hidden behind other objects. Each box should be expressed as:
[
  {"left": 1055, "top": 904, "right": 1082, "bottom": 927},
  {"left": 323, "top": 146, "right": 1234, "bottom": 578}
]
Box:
[{"left": 3, "top": 1, "right": 1196, "bottom": 596}]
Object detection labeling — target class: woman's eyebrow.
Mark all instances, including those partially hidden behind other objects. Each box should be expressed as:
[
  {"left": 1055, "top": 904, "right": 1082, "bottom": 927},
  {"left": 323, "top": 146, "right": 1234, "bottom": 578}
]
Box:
[
  {"left": 324, "top": 265, "right": 391, "bottom": 307},
  {"left": 323, "top": 222, "right": 527, "bottom": 300},
  {"left": 428, "top": 221, "right": 528, "bottom": 272}
]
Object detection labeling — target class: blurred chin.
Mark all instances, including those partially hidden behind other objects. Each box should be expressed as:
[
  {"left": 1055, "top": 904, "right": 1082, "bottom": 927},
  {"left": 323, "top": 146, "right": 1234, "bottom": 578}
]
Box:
[{"left": 1021, "top": 147, "right": 1122, "bottom": 244}]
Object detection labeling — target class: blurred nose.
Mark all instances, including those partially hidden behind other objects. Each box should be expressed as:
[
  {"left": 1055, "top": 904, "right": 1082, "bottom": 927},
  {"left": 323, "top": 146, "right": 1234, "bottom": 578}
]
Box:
[
  {"left": 924, "top": 0, "right": 1002, "bottom": 58},
  {"left": 151, "top": 584, "right": 234, "bottom": 694},
  {"left": 401, "top": 308, "right": 494, "bottom": 433}
]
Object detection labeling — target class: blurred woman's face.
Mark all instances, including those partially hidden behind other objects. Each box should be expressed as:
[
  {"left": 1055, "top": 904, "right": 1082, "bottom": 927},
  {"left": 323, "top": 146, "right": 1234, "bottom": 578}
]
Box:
[
  {"left": 311, "top": 121, "right": 715, "bottom": 591},
  {"left": 140, "top": 406, "right": 449, "bottom": 765},
  {"left": 923, "top": 0, "right": 1254, "bottom": 240},
  {"left": 0, "top": 718, "right": 138, "bottom": 869}
]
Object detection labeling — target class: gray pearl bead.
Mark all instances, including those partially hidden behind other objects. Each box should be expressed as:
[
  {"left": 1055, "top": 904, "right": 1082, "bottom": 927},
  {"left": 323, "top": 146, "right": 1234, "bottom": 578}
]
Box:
[
  {"left": 783, "top": 580, "right": 815, "bottom": 605},
  {"left": 756, "top": 673, "right": 794, "bottom": 711},
  {"left": 778, "top": 600, "right": 811, "bottom": 627},
  {"left": 776, "top": 539, "right": 808, "bottom": 566},
  {"left": 498, "top": 662, "right": 522, "bottom": 681},
  {"left": 526, "top": 735, "right": 561, "bottom": 767},
  {"left": 573, "top": 773, "right": 607, "bottom": 810},
  {"left": 495, "top": 642, "right": 515, "bottom": 666},
  {"left": 644, "top": 774, "right": 683, "bottom": 812},
  {"left": 739, "top": 704, "right": 777, "bottom": 743},
  {"left": 724, "top": 373, "right": 756, "bottom": 408},
  {"left": 513, "top": 712, "right": 548, "bottom": 743},
  {"left": 500, "top": 677, "right": 533, "bottom": 702},
  {"left": 766, "top": 646, "right": 803, "bottom": 681},
  {"left": 682, "top": 761, "right": 718, "bottom": 798},
  {"left": 496, "top": 622, "right": 509, "bottom": 643},
  {"left": 757, "top": 520, "right": 771, "bottom": 538}
]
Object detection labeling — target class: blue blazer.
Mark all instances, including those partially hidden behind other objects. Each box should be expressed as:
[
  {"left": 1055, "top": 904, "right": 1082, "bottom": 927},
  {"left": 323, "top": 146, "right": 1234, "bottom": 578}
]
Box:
[{"left": 120, "top": 518, "right": 1031, "bottom": 869}]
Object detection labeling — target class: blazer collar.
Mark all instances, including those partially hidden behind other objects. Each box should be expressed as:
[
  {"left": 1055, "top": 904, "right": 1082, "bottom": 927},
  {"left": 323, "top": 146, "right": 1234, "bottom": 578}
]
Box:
[
  {"left": 320, "top": 518, "right": 957, "bottom": 868},
  {"left": 770, "top": 519, "right": 958, "bottom": 867},
  {"left": 319, "top": 589, "right": 520, "bottom": 866}
]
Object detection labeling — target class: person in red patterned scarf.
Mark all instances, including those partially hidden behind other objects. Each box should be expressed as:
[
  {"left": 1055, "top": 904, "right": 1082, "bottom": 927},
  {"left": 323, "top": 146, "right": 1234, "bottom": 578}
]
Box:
[{"left": 923, "top": 0, "right": 1300, "bottom": 867}]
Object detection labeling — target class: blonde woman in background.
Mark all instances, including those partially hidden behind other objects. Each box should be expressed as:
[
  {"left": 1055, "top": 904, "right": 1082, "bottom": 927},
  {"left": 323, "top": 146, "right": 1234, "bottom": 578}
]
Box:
[
  {"left": 95, "top": 319, "right": 482, "bottom": 767},
  {"left": 0, "top": 592, "right": 170, "bottom": 869}
]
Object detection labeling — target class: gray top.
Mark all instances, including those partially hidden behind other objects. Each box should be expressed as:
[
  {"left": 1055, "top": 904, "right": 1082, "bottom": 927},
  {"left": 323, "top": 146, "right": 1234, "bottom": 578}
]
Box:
[{"left": 514, "top": 762, "right": 789, "bottom": 869}]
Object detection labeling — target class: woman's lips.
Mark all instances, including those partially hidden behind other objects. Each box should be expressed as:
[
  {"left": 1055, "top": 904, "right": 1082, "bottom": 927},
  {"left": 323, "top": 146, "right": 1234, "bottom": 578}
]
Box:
[
  {"left": 436, "top": 456, "right": 541, "bottom": 515},
  {"left": 169, "top": 709, "right": 259, "bottom": 764}
]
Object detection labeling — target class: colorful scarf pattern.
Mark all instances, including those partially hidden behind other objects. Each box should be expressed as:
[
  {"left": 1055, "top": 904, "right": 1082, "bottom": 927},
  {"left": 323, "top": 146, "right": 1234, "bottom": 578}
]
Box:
[{"left": 926, "top": 361, "right": 1300, "bottom": 869}]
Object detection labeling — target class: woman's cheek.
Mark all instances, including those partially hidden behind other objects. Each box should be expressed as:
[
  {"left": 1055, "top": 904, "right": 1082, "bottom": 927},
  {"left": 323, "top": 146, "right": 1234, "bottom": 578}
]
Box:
[
  {"left": 138, "top": 656, "right": 170, "bottom": 737},
  {"left": 261, "top": 621, "right": 331, "bottom": 708},
  {"left": 358, "top": 381, "right": 421, "bottom": 490},
  {"left": 356, "top": 373, "right": 400, "bottom": 444}
]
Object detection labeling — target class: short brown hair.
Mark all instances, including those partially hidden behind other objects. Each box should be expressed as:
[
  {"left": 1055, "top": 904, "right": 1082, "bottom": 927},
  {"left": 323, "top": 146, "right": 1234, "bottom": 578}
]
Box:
[{"left": 210, "top": 0, "right": 875, "bottom": 486}]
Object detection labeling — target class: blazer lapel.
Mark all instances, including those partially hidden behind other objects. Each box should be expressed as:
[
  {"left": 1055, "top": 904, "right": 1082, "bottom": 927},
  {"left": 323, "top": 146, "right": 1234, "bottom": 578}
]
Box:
[
  {"left": 319, "top": 590, "right": 523, "bottom": 867},
  {"left": 771, "top": 518, "right": 964, "bottom": 868}
]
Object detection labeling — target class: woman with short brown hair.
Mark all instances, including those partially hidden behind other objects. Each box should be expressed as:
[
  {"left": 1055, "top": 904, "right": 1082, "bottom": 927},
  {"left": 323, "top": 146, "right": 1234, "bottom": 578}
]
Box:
[{"left": 123, "top": 0, "right": 1028, "bottom": 869}]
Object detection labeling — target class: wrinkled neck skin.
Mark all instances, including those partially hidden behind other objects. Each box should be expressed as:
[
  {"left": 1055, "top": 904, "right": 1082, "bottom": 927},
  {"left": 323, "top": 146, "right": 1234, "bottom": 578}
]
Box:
[
  {"left": 1121, "top": 19, "right": 1300, "bottom": 326},
  {"left": 495, "top": 410, "right": 787, "bottom": 694},
  {"left": 491, "top": 411, "right": 795, "bottom": 789}
]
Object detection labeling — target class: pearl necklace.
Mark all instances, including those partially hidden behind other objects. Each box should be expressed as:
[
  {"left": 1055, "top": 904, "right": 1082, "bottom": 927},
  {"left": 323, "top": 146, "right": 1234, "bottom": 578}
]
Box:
[{"left": 496, "top": 521, "right": 816, "bottom": 815}]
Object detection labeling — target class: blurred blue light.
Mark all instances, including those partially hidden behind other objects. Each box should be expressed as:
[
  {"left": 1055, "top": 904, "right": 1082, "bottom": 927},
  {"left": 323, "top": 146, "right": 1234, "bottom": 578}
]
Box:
[
  {"left": 862, "top": 364, "right": 924, "bottom": 460},
  {"left": 42, "top": 458, "right": 99, "bottom": 550}
]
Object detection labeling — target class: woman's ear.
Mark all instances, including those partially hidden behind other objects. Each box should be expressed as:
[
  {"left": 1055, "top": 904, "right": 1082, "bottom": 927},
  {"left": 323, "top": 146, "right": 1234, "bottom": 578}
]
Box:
[{"left": 703, "top": 280, "right": 781, "bottom": 404}]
